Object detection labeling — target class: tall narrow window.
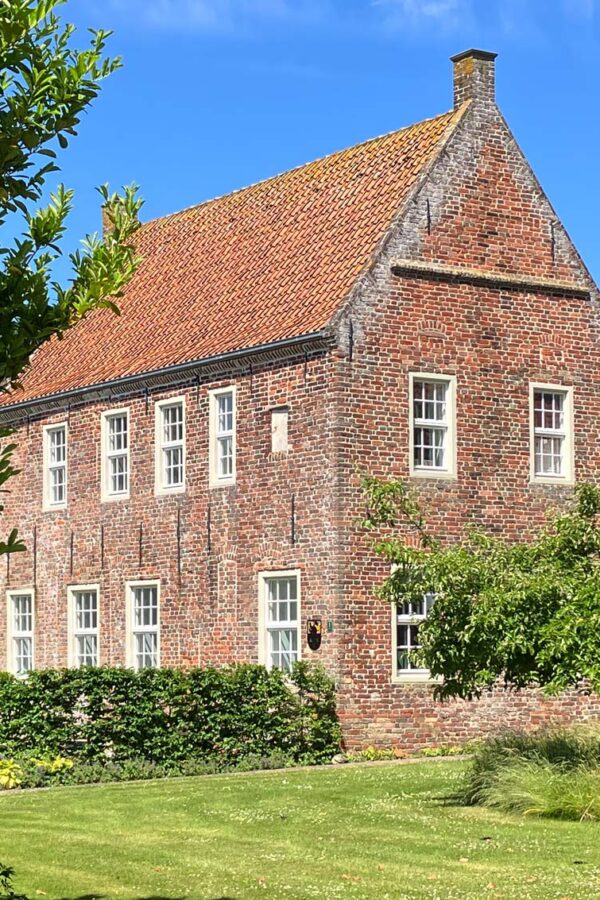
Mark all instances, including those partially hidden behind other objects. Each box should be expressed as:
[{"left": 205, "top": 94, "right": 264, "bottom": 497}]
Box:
[
  {"left": 43, "top": 424, "right": 67, "bottom": 509},
  {"left": 156, "top": 398, "right": 185, "bottom": 493},
  {"left": 102, "top": 409, "right": 129, "bottom": 500},
  {"left": 128, "top": 582, "right": 159, "bottom": 670},
  {"left": 260, "top": 573, "right": 300, "bottom": 673},
  {"left": 271, "top": 407, "right": 289, "bottom": 453},
  {"left": 209, "top": 388, "right": 236, "bottom": 486},
  {"left": 410, "top": 374, "right": 456, "bottom": 477},
  {"left": 393, "top": 594, "right": 435, "bottom": 680},
  {"left": 69, "top": 586, "right": 99, "bottom": 667},
  {"left": 531, "top": 385, "right": 573, "bottom": 482},
  {"left": 7, "top": 591, "right": 34, "bottom": 676}
]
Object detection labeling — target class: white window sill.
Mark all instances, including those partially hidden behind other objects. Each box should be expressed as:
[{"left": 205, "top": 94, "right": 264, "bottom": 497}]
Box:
[
  {"left": 410, "top": 469, "right": 457, "bottom": 481},
  {"left": 43, "top": 503, "right": 67, "bottom": 513},
  {"left": 209, "top": 478, "right": 236, "bottom": 489},
  {"left": 392, "top": 672, "right": 441, "bottom": 685},
  {"left": 530, "top": 476, "right": 574, "bottom": 487},
  {"left": 101, "top": 493, "right": 130, "bottom": 503},
  {"left": 155, "top": 485, "right": 186, "bottom": 497}
]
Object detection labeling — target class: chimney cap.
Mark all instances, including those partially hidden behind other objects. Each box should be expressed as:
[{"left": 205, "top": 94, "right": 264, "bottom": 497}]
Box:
[{"left": 450, "top": 48, "right": 498, "bottom": 64}]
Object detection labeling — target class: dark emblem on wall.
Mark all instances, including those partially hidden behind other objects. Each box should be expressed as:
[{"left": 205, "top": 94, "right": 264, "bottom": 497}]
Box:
[{"left": 307, "top": 618, "right": 322, "bottom": 652}]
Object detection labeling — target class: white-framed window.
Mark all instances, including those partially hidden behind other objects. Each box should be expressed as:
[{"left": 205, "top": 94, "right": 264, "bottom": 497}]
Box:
[
  {"left": 530, "top": 383, "right": 574, "bottom": 484},
  {"left": 409, "top": 373, "right": 457, "bottom": 478},
  {"left": 155, "top": 397, "right": 185, "bottom": 494},
  {"left": 259, "top": 571, "right": 301, "bottom": 673},
  {"left": 271, "top": 407, "right": 289, "bottom": 453},
  {"left": 126, "top": 581, "right": 160, "bottom": 670},
  {"left": 6, "top": 590, "right": 34, "bottom": 676},
  {"left": 68, "top": 585, "right": 100, "bottom": 668},
  {"left": 209, "top": 387, "right": 236, "bottom": 487},
  {"left": 392, "top": 593, "right": 436, "bottom": 683},
  {"left": 43, "top": 423, "right": 67, "bottom": 509},
  {"left": 101, "top": 408, "right": 130, "bottom": 501}
]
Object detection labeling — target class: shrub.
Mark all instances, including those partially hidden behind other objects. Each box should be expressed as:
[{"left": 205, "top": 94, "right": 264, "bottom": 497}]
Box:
[
  {"left": 461, "top": 725, "right": 600, "bottom": 820},
  {"left": 0, "top": 663, "right": 341, "bottom": 776}
]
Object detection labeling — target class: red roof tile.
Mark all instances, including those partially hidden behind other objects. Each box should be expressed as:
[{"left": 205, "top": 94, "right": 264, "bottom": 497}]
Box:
[{"left": 1, "top": 106, "right": 466, "bottom": 408}]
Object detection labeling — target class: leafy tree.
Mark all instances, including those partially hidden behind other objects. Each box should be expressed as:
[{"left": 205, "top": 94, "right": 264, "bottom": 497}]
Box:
[
  {"left": 0, "top": 0, "right": 143, "bottom": 555},
  {"left": 363, "top": 476, "right": 600, "bottom": 700}
]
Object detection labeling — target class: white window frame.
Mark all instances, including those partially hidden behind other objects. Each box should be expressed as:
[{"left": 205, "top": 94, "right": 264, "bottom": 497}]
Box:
[
  {"left": 42, "top": 422, "right": 68, "bottom": 511},
  {"left": 101, "top": 407, "right": 130, "bottom": 502},
  {"left": 529, "top": 383, "right": 574, "bottom": 485},
  {"left": 258, "top": 570, "right": 301, "bottom": 673},
  {"left": 125, "top": 580, "right": 160, "bottom": 670},
  {"left": 67, "top": 584, "right": 100, "bottom": 668},
  {"left": 209, "top": 386, "right": 236, "bottom": 488},
  {"left": 391, "top": 594, "right": 437, "bottom": 684},
  {"left": 271, "top": 406, "right": 289, "bottom": 454},
  {"left": 155, "top": 396, "right": 186, "bottom": 495},
  {"left": 409, "top": 372, "right": 457, "bottom": 479},
  {"left": 6, "top": 589, "right": 35, "bottom": 677}
]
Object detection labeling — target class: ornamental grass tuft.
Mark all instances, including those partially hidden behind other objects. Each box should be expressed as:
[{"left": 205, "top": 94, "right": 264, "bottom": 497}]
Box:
[{"left": 462, "top": 725, "right": 600, "bottom": 821}]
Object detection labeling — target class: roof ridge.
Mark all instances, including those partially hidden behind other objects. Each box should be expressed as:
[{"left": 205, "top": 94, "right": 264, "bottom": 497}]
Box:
[{"left": 140, "top": 107, "right": 458, "bottom": 231}]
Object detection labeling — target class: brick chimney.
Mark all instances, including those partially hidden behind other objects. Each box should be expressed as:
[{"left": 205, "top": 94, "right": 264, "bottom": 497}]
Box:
[{"left": 451, "top": 49, "right": 498, "bottom": 109}]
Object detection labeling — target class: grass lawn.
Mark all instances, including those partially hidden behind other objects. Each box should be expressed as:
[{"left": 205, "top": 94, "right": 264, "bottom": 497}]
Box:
[{"left": 0, "top": 760, "right": 599, "bottom": 900}]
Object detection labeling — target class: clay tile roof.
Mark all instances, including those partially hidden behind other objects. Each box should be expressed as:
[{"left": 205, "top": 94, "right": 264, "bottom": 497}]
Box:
[{"left": 1, "top": 105, "right": 466, "bottom": 409}]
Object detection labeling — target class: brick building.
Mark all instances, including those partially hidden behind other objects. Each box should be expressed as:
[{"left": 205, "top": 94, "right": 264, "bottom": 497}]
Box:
[{"left": 1, "top": 50, "right": 599, "bottom": 749}]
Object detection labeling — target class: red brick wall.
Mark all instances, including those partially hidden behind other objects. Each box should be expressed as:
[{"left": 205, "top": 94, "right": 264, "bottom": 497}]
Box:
[
  {"left": 333, "top": 100, "right": 600, "bottom": 748},
  {"left": 0, "top": 350, "right": 343, "bottom": 678}
]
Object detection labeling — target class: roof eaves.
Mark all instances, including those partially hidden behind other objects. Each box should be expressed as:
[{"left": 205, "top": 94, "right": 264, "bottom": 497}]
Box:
[{"left": 0, "top": 330, "right": 333, "bottom": 422}]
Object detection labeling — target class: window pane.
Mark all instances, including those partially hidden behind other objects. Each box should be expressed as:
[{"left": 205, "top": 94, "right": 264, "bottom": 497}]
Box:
[
  {"left": 108, "top": 415, "right": 128, "bottom": 451},
  {"left": 135, "top": 632, "right": 158, "bottom": 669},
  {"left": 13, "top": 637, "right": 33, "bottom": 675},
  {"left": 49, "top": 428, "right": 66, "bottom": 463},
  {"left": 396, "top": 593, "right": 432, "bottom": 673},
  {"left": 218, "top": 436, "right": 233, "bottom": 477},
  {"left": 164, "top": 447, "right": 183, "bottom": 486},
  {"left": 414, "top": 380, "right": 447, "bottom": 424},
  {"left": 162, "top": 404, "right": 183, "bottom": 443},
  {"left": 217, "top": 393, "right": 233, "bottom": 434},
  {"left": 13, "top": 594, "right": 32, "bottom": 633},
  {"left": 76, "top": 634, "right": 98, "bottom": 667},
  {"left": 133, "top": 587, "right": 158, "bottom": 627}
]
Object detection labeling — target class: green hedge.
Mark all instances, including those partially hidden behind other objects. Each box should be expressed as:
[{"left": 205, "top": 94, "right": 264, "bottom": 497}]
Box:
[{"left": 0, "top": 663, "right": 341, "bottom": 767}]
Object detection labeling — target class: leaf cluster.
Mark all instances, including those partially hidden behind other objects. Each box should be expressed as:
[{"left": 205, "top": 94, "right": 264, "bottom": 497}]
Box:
[{"left": 363, "top": 477, "right": 600, "bottom": 699}]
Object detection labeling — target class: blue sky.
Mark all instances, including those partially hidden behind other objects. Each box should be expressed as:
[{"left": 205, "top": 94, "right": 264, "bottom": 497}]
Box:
[{"left": 55, "top": 0, "right": 600, "bottom": 281}]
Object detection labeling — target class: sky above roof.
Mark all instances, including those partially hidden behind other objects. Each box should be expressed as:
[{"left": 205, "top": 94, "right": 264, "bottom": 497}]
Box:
[{"left": 54, "top": 0, "right": 599, "bottom": 283}]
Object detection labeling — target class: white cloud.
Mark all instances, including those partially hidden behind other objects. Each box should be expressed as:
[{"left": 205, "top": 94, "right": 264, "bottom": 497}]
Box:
[
  {"left": 98, "top": 0, "right": 325, "bottom": 32},
  {"left": 563, "top": 0, "right": 596, "bottom": 18},
  {"left": 373, "top": 0, "right": 471, "bottom": 29}
]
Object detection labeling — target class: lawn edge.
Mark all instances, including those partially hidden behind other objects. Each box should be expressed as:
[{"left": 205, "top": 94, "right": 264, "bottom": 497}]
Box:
[{"left": 0, "top": 754, "right": 471, "bottom": 797}]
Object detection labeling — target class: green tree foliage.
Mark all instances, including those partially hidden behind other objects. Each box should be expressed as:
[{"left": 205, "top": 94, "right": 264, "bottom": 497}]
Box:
[
  {"left": 363, "top": 477, "right": 600, "bottom": 699},
  {"left": 0, "top": 0, "right": 143, "bottom": 554}
]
